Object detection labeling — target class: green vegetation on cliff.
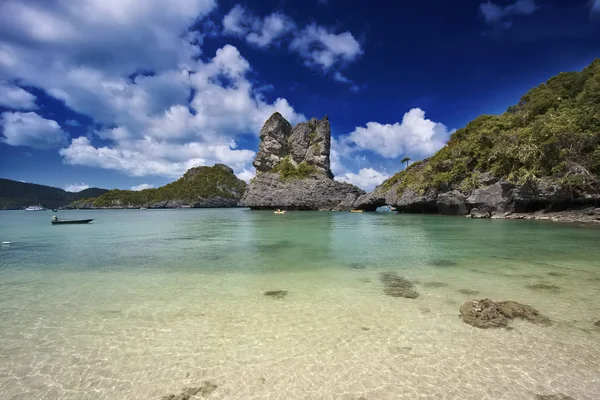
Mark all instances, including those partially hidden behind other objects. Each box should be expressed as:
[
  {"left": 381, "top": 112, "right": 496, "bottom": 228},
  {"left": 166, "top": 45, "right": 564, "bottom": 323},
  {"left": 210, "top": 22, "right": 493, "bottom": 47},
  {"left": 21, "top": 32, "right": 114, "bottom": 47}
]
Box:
[
  {"left": 78, "top": 164, "right": 246, "bottom": 208},
  {"left": 272, "top": 156, "right": 318, "bottom": 181},
  {"left": 384, "top": 59, "right": 600, "bottom": 196},
  {"left": 0, "top": 178, "right": 107, "bottom": 209}
]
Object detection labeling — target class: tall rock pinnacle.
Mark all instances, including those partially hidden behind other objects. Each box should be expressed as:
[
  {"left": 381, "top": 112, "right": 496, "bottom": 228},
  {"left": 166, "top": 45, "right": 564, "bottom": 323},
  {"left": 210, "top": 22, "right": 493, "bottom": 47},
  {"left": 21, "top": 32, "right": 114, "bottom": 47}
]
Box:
[{"left": 241, "top": 112, "right": 364, "bottom": 210}]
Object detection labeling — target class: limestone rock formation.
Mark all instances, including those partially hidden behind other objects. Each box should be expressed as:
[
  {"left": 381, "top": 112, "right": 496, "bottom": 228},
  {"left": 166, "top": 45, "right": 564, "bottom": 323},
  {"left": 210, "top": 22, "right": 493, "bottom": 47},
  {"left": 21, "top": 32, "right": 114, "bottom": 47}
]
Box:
[
  {"left": 352, "top": 60, "right": 600, "bottom": 219},
  {"left": 241, "top": 113, "right": 365, "bottom": 210},
  {"left": 353, "top": 162, "right": 600, "bottom": 220}
]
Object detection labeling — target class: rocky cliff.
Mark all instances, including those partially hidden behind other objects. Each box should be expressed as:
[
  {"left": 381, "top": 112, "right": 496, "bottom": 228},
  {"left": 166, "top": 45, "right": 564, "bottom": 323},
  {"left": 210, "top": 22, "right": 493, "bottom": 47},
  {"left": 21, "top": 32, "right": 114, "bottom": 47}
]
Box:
[
  {"left": 354, "top": 59, "right": 600, "bottom": 218},
  {"left": 69, "top": 164, "right": 246, "bottom": 209},
  {"left": 241, "top": 113, "right": 365, "bottom": 210}
]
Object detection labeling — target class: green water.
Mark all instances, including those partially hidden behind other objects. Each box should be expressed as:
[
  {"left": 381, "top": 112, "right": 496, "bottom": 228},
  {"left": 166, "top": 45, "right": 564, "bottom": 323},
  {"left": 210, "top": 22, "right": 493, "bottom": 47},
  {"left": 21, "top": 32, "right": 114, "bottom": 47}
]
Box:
[{"left": 1, "top": 209, "right": 599, "bottom": 399}]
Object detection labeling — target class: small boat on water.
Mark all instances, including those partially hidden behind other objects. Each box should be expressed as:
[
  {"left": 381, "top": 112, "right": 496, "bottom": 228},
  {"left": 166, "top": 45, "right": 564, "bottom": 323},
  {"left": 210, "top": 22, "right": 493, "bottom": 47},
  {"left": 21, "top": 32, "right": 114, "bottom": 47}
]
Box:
[
  {"left": 274, "top": 209, "right": 286, "bottom": 214},
  {"left": 25, "top": 204, "right": 45, "bottom": 211},
  {"left": 51, "top": 216, "right": 93, "bottom": 225},
  {"left": 350, "top": 209, "right": 364, "bottom": 213}
]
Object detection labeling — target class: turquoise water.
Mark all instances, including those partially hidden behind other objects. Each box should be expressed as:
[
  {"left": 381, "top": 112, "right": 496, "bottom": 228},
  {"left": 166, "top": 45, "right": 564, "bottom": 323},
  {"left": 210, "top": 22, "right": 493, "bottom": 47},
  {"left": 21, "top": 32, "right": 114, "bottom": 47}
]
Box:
[{"left": 1, "top": 209, "right": 599, "bottom": 399}]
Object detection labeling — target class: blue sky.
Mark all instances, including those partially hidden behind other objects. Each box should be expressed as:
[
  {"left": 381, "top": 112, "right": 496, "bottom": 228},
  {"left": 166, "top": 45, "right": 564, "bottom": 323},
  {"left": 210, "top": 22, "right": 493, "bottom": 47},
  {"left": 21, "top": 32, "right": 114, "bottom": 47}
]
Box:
[{"left": 1, "top": 0, "right": 599, "bottom": 192}]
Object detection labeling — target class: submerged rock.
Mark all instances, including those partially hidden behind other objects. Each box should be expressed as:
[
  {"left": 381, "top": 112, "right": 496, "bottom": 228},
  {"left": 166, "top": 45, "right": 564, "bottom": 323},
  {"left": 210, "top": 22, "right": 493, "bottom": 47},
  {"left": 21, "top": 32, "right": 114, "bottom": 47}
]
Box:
[
  {"left": 459, "top": 298, "right": 550, "bottom": 329},
  {"left": 534, "top": 394, "right": 576, "bottom": 400},
  {"left": 348, "top": 262, "right": 367, "bottom": 270},
  {"left": 526, "top": 283, "right": 561, "bottom": 292},
  {"left": 594, "top": 320, "right": 600, "bottom": 327},
  {"left": 458, "top": 289, "right": 480, "bottom": 296},
  {"left": 264, "top": 290, "right": 288, "bottom": 299},
  {"left": 162, "top": 381, "right": 218, "bottom": 400},
  {"left": 379, "top": 272, "right": 419, "bottom": 299},
  {"left": 428, "top": 259, "right": 458, "bottom": 267},
  {"left": 422, "top": 281, "right": 449, "bottom": 288}
]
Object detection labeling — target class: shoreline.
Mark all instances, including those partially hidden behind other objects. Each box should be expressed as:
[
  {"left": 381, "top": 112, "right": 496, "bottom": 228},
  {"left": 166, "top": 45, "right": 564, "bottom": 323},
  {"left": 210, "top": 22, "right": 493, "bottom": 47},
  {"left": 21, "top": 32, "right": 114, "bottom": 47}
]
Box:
[
  {"left": 5, "top": 206, "right": 600, "bottom": 225},
  {"left": 467, "top": 206, "right": 600, "bottom": 224}
]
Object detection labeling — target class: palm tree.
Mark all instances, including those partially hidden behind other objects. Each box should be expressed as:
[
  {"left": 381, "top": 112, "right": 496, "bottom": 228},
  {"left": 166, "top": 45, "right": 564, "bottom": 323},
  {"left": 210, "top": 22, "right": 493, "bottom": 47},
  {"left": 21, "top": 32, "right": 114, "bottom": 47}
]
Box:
[{"left": 401, "top": 156, "right": 411, "bottom": 169}]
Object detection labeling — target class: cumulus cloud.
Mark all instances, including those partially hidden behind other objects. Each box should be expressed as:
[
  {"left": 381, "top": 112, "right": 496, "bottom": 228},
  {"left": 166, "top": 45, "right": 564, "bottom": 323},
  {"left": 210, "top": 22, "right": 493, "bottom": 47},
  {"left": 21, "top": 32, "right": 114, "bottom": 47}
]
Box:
[
  {"left": 0, "top": 81, "right": 37, "bottom": 109},
  {"left": 342, "top": 108, "right": 451, "bottom": 159},
  {"left": 64, "top": 183, "right": 90, "bottom": 192},
  {"left": 330, "top": 108, "right": 452, "bottom": 190},
  {"left": 130, "top": 183, "right": 154, "bottom": 191},
  {"left": 236, "top": 167, "right": 256, "bottom": 183},
  {"left": 65, "top": 119, "right": 80, "bottom": 126},
  {"left": 221, "top": 5, "right": 362, "bottom": 88},
  {"left": 56, "top": 44, "right": 304, "bottom": 177},
  {"left": 0, "top": 1, "right": 306, "bottom": 178},
  {"left": 1, "top": 111, "right": 68, "bottom": 149},
  {"left": 222, "top": 5, "right": 295, "bottom": 47},
  {"left": 335, "top": 168, "right": 389, "bottom": 191},
  {"left": 60, "top": 136, "right": 256, "bottom": 178},
  {"left": 0, "top": 0, "right": 217, "bottom": 78},
  {"left": 479, "top": 0, "right": 538, "bottom": 25},
  {"left": 290, "top": 24, "right": 362, "bottom": 71}
]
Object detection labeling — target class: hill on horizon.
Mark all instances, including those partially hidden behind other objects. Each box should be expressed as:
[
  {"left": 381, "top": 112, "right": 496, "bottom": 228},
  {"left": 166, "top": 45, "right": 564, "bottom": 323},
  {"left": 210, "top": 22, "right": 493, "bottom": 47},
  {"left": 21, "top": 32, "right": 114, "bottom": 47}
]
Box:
[{"left": 0, "top": 178, "right": 108, "bottom": 210}]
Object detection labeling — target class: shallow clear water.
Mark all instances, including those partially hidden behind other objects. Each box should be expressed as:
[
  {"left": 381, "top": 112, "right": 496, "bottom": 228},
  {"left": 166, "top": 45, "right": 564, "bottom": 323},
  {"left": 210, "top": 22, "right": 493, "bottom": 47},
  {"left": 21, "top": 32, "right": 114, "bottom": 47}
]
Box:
[{"left": 1, "top": 209, "right": 599, "bottom": 399}]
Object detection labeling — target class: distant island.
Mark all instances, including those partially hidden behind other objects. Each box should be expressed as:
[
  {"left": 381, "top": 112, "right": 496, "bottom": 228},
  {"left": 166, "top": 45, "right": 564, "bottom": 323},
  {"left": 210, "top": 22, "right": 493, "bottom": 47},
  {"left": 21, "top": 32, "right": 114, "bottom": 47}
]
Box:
[
  {"left": 69, "top": 164, "right": 247, "bottom": 209},
  {"left": 0, "top": 179, "right": 108, "bottom": 210},
  {"left": 0, "top": 164, "right": 246, "bottom": 210}
]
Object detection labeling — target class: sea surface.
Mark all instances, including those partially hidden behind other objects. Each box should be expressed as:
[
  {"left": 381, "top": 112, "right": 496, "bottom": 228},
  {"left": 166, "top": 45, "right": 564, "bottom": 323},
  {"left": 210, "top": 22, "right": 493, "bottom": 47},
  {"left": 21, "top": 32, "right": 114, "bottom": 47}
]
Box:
[{"left": 1, "top": 209, "right": 599, "bottom": 400}]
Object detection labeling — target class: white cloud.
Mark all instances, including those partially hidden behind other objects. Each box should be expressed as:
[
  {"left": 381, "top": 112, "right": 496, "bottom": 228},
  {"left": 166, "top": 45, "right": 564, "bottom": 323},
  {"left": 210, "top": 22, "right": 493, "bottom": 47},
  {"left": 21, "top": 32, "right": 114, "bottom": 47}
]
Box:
[
  {"left": 130, "top": 183, "right": 154, "bottom": 191},
  {"left": 591, "top": 0, "right": 600, "bottom": 13},
  {"left": 248, "top": 13, "right": 295, "bottom": 47},
  {"left": 335, "top": 168, "right": 389, "bottom": 191},
  {"left": 65, "top": 119, "right": 80, "bottom": 126},
  {"left": 479, "top": 0, "right": 538, "bottom": 24},
  {"left": 0, "top": 0, "right": 217, "bottom": 78},
  {"left": 1, "top": 111, "right": 68, "bottom": 149},
  {"left": 64, "top": 183, "right": 90, "bottom": 192},
  {"left": 236, "top": 167, "right": 256, "bottom": 183},
  {"left": 330, "top": 109, "right": 451, "bottom": 190},
  {"left": 290, "top": 24, "right": 362, "bottom": 71},
  {"left": 222, "top": 5, "right": 295, "bottom": 47},
  {"left": 0, "top": 81, "right": 37, "bottom": 109},
  {"left": 333, "top": 71, "right": 351, "bottom": 83},
  {"left": 221, "top": 5, "right": 362, "bottom": 88},
  {"left": 60, "top": 136, "right": 257, "bottom": 178},
  {"left": 222, "top": 4, "right": 250, "bottom": 35},
  {"left": 0, "top": 1, "right": 306, "bottom": 179},
  {"left": 341, "top": 108, "right": 451, "bottom": 159},
  {"left": 56, "top": 44, "right": 304, "bottom": 178}
]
